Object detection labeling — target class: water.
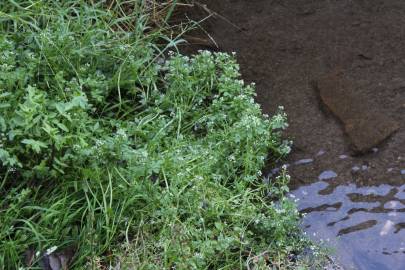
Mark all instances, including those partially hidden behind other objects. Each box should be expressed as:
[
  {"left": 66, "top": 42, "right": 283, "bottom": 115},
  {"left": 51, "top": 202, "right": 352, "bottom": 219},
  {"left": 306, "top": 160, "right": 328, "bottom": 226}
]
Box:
[{"left": 291, "top": 181, "right": 405, "bottom": 270}]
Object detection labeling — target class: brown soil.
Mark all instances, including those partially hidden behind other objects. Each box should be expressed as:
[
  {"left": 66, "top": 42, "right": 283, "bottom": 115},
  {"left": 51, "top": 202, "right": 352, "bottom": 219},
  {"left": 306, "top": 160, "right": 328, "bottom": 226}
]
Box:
[
  {"left": 183, "top": 1, "right": 405, "bottom": 269},
  {"left": 184, "top": 0, "right": 405, "bottom": 188}
]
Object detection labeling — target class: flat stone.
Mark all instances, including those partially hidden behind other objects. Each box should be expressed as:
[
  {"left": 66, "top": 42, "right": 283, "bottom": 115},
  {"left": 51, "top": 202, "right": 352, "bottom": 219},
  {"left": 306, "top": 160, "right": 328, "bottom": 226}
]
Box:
[
  {"left": 361, "top": 165, "right": 369, "bottom": 171},
  {"left": 316, "top": 149, "right": 326, "bottom": 156},
  {"left": 318, "top": 170, "right": 338, "bottom": 180},
  {"left": 316, "top": 73, "right": 399, "bottom": 153},
  {"left": 352, "top": 166, "right": 361, "bottom": 172},
  {"left": 294, "top": 158, "right": 314, "bottom": 165}
]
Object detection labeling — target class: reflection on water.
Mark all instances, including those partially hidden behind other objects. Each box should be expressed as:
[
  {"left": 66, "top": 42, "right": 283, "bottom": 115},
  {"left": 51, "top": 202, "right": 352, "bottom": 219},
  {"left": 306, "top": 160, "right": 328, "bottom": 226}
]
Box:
[{"left": 291, "top": 181, "right": 405, "bottom": 270}]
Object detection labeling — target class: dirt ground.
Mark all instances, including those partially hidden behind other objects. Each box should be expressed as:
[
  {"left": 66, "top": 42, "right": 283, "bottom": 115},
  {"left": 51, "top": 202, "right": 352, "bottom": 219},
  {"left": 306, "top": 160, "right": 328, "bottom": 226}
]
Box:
[
  {"left": 185, "top": 0, "right": 405, "bottom": 188},
  {"left": 183, "top": 1, "right": 405, "bottom": 269}
]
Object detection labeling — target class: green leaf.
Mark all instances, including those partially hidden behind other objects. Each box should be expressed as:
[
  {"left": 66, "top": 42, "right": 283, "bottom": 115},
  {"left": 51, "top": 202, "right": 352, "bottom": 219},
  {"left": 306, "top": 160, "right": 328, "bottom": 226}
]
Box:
[
  {"left": 21, "top": 139, "right": 48, "bottom": 153},
  {"left": 0, "top": 116, "right": 6, "bottom": 131},
  {"left": 54, "top": 121, "right": 69, "bottom": 132},
  {"left": 0, "top": 149, "right": 21, "bottom": 167},
  {"left": 70, "top": 94, "right": 88, "bottom": 109}
]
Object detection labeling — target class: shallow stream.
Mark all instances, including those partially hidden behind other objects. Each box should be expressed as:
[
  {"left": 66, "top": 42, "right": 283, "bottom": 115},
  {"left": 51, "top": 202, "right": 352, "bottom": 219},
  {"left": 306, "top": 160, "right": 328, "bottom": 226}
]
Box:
[{"left": 285, "top": 153, "right": 405, "bottom": 269}]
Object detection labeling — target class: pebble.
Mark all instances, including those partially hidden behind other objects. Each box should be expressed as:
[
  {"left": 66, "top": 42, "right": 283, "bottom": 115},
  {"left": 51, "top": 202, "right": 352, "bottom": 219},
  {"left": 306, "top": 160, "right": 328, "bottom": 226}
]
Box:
[
  {"left": 294, "top": 158, "right": 314, "bottom": 165},
  {"left": 319, "top": 170, "right": 338, "bottom": 180},
  {"left": 352, "top": 166, "right": 360, "bottom": 172},
  {"left": 316, "top": 149, "right": 326, "bottom": 156},
  {"left": 339, "top": 155, "right": 348, "bottom": 159}
]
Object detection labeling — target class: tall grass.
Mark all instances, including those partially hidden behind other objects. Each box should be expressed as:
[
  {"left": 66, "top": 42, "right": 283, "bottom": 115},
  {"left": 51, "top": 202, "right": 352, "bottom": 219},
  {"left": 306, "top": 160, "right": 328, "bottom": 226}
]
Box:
[{"left": 0, "top": 1, "right": 312, "bottom": 269}]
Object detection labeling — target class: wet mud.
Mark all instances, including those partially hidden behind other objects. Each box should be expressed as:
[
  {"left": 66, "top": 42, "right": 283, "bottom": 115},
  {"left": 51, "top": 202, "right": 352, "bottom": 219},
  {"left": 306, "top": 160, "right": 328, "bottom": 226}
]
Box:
[{"left": 185, "top": 1, "right": 405, "bottom": 269}]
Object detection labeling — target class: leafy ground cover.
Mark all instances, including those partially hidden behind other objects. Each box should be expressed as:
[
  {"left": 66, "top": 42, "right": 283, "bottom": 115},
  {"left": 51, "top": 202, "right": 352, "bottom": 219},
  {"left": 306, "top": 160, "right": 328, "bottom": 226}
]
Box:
[{"left": 0, "top": 1, "right": 317, "bottom": 269}]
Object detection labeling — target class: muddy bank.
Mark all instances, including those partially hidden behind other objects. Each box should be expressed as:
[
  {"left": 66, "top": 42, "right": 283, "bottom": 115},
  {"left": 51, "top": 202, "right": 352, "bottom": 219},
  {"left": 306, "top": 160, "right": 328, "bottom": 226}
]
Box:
[{"left": 185, "top": 1, "right": 405, "bottom": 269}]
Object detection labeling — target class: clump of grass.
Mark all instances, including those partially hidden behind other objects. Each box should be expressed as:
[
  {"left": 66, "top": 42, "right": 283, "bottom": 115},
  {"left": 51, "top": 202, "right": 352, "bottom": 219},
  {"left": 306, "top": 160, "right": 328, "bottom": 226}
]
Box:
[{"left": 0, "top": 1, "right": 313, "bottom": 269}]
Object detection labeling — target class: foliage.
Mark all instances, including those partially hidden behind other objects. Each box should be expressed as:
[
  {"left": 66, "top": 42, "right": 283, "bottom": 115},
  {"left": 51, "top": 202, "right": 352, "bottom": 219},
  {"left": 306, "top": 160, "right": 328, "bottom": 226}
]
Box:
[{"left": 0, "top": 1, "right": 310, "bottom": 269}]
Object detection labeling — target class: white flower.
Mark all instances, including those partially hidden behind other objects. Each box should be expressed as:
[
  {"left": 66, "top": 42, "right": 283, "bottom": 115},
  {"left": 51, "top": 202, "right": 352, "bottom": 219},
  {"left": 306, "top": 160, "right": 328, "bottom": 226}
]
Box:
[{"left": 281, "top": 164, "right": 288, "bottom": 170}]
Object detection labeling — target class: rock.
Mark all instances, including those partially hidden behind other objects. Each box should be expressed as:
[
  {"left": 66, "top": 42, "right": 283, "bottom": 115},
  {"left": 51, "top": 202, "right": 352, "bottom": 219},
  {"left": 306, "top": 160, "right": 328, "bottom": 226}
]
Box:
[
  {"left": 24, "top": 247, "right": 35, "bottom": 267},
  {"left": 361, "top": 165, "right": 369, "bottom": 171},
  {"left": 39, "top": 247, "right": 75, "bottom": 270},
  {"left": 318, "top": 170, "right": 338, "bottom": 180},
  {"left": 316, "top": 149, "right": 326, "bottom": 156},
  {"left": 316, "top": 73, "right": 399, "bottom": 153},
  {"left": 294, "top": 158, "right": 314, "bottom": 165},
  {"left": 352, "top": 166, "right": 360, "bottom": 172},
  {"left": 48, "top": 254, "right": 62, "bottom": 270}
]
